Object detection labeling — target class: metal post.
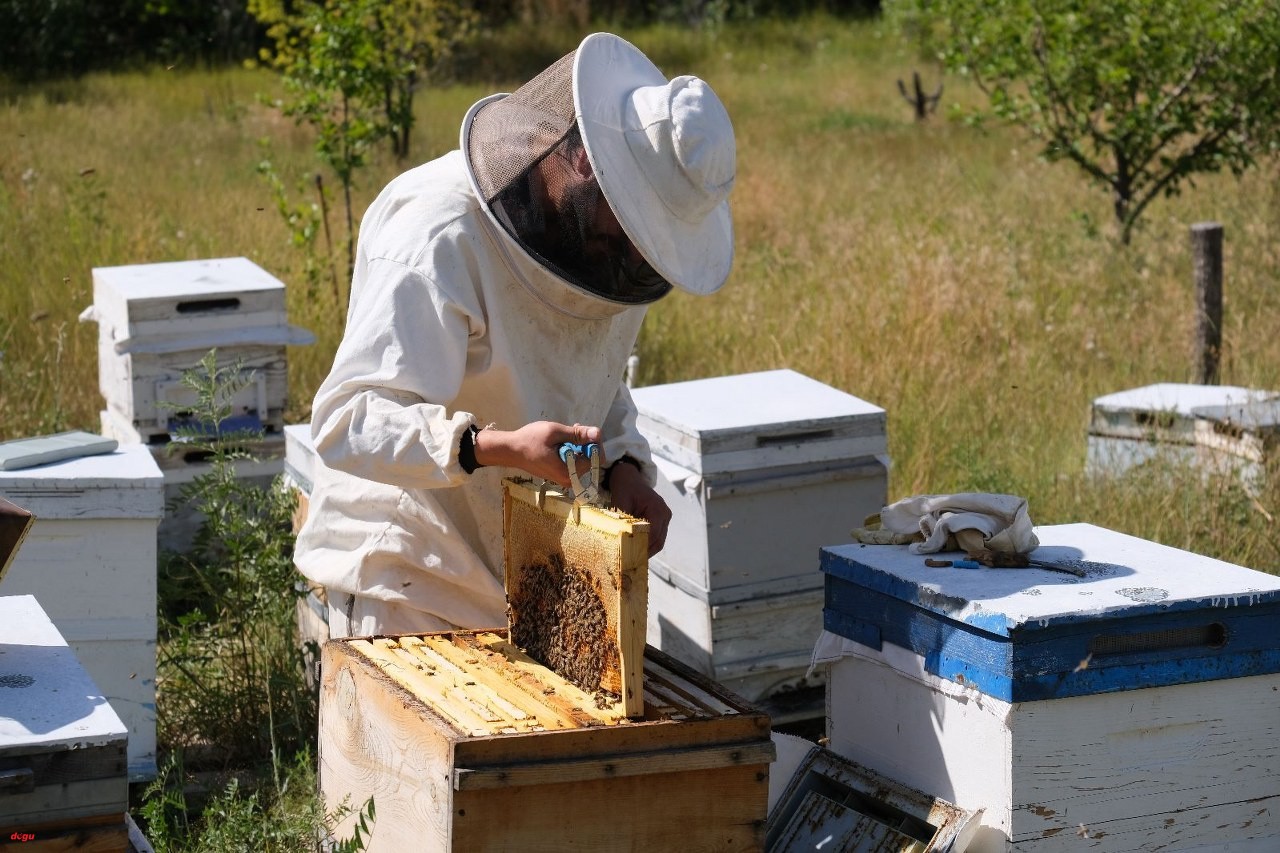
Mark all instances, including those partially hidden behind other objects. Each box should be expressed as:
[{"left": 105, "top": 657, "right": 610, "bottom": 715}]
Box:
[{"left": 1191, "top": 222, "right": 1223, "bottom": 385}]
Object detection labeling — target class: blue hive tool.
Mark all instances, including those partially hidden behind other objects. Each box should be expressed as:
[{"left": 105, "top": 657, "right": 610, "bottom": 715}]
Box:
[{"left": 558, "top": 442, "right": 602, "bottom": 507}]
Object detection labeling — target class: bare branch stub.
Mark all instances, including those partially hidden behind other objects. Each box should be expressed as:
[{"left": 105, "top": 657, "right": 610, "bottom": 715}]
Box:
[{"left": 898, "top": 70, "right": 943, "bottom": 121}]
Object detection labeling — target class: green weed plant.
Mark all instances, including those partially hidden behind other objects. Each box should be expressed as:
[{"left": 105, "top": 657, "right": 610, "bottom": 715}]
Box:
[{"left": 154, "top": 349, "right": 314, "bottom": 769}]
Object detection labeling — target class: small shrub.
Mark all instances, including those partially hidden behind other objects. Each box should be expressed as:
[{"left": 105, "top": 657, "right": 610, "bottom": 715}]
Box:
[{"left": 155, "top": 349, "right": 316, "bottom": 769}]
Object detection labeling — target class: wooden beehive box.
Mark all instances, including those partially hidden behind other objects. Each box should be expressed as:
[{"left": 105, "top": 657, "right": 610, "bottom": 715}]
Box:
[
  {"left": 819, "top": 522, "right": 1280, "bottom": 851},
  {"left": 1086, "top": 382, "right": 1275, "bottom": 478},
  {"left": 319, "top": 631, "right": 774, "bottom": 852},
  {"left": 0, "top": 445, "right": 164, "bottom": 781},
  {"left": 632, "top": 369, "right": 887, "bottom": 706},
  {"left": 84, "top": 256, "right": 313, "bottom": 442},
  {"left": 0, "top": 595, "right": 130, "bottom": 850},
  {"left": 503, "top": 477, "right": 648, "bottom": 718}
]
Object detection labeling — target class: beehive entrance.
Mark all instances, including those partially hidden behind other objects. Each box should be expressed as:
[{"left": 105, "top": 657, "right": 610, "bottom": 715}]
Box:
[{"left": 502, "top": 478, "right": 649, "bottom": 717}]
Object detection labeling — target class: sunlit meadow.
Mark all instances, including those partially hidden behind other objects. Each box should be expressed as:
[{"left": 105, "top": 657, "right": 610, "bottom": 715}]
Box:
[{"left": 3, "top": 15, "right": 1279, "bottom": 569}]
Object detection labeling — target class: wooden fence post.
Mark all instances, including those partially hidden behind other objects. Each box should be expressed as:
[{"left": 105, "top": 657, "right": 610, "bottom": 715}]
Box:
[{"left": 1191, "top": 222, "right": 1223, "bottom": 385}]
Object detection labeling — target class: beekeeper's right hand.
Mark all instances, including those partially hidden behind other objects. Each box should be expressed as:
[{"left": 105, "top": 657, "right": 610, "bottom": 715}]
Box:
[{"left": 473, "top": 421, "right": 601, "bottom": 489}]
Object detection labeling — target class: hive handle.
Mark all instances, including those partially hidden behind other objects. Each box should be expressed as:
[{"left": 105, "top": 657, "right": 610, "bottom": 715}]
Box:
[{"left": 0, "top": 767, "right": 35, "bottom": 795}]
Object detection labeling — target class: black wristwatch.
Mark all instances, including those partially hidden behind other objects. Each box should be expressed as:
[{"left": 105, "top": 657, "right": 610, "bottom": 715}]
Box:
[{"left": 459, "top": 424, "right": 485, "bottom": 474}]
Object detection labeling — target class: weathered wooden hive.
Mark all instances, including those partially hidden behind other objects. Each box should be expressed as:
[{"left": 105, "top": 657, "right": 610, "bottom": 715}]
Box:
[
  {"left": 818, "top": 522, "right": 1280, "bottom": 851},
  {"left": 83, "top": 256, "right": 314, "bottom": 444},
  {"left": 1086, "top": 382, "right": 1275, "bottom": 479},
  {"left": 83, "top": 256, "right": 313, "bottom": 552},
  {"left": 319, "top": 631, "right": 775, "bottom": 852},
  {"left": 631, "top": 368, "right": 888, "bottom": 712}
]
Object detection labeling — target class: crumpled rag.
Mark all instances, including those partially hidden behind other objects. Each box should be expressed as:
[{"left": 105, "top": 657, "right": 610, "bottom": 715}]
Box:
[{"left": 853, "top": 492, "right": 1039, "bottom": 555}]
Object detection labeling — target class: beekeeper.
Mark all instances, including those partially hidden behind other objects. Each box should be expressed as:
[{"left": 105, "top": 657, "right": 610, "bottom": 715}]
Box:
[{"left": 294, "top": 32, "right": 736, "bottom": 637}]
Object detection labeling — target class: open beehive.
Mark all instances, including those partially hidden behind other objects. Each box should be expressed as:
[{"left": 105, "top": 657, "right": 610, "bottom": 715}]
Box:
[
  {"left": 502, "top": 477, "right": 648, "bottom": 717},
  {"left": 319, "top": 631, "right": 775, "bottom": 852}
]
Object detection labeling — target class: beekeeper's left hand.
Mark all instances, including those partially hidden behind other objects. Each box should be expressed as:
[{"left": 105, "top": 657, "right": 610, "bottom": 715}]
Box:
[{"left": 606, "top": 460, "right": 670, "bottom": 557}]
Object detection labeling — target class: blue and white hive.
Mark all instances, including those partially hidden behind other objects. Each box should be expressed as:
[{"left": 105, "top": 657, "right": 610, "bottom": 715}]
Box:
[{"left": 818, "top": 522, "right": 1280, "bottom": 852}]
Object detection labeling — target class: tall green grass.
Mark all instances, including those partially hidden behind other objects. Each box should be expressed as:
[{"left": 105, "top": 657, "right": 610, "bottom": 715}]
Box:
[{"left": 2, "top": 15, "right": 1278, "bottom": 569}]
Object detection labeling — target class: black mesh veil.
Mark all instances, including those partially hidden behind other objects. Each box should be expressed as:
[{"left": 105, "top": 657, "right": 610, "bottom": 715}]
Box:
[{"left": 465, "top": 50, "right": 672, "bottom": 305}]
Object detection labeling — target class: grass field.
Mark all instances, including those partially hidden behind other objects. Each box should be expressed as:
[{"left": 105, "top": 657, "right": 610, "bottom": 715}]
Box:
[{"left": 3, "top": 13, "right": 1279, "bottom": 571}]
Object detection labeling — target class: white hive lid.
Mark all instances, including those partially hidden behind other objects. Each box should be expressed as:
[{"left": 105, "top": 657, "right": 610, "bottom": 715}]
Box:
[
  {"left": 88, "top": 257, "right": 296, "bottom": 343},
  {"left": 1090, "top": 383, "right": 1275, "bottom": 442},
  {"left": 0, "top": 443, "right": 164, "bottom": 519},
  {"left": 0, "top": 594, "right": 127, "bottom": 752},
  {"left": 632, "top": 369, "right": 887, "bottom": 474}
]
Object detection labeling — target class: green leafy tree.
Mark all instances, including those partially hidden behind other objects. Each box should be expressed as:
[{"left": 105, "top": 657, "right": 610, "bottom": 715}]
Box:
[
  {"left": 887, "top": 0, "right": 1280, "bottom": 243},
  {"left": 249, "top": 0, "right": 477, "bottom": 293}
]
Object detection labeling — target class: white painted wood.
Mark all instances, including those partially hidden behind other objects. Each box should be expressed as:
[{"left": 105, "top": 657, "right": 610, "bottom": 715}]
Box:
[
  {"left": 822, "top": 523, "right": 1280, "bottom": 849},
  {"left": 85, "top": 258, "right": 314, "bottom": 441},
  {"left": 0, "top": 444, "right": 163, "bottom": 519},
  {"left": 647, "top": 560, "right": 824, "bottom": 702},
  {"left": 0, "top": 450, "right": 162, "bottom": 782},
  {"left": 634, "top": 371, "right": 886, "bottom": 707},
  {"left": 89, "top": 257, "right": 290, "bottom": 339},
  {"left": 283, "top": 423, "right": 317, "bottom": 495},
  {"left": 1085, "top": 434, "right": 1202, "bottom": 479},
  {"left": 824, "top": 641, "right": 1280, "bottom": 852},
  {"left": 632, "top": 369, "right": 887, "bottom": 475},
  {"left": 650, "top": 453, "right": 886, "bottom": 592},
  {"left": 1089, "top": 383, "right": 1274, "bottom": 443},
  {"left": 0, "top": 595, "right": 129, "bottom": 824},
  {"left": 0, "top": 595, "right": 128, "bottom": 750},
  {"left": 97, "top": 343, "right": 290, "bottom": 439},
  {"left": 0, "top": 518, "right": 158, "bottom": 628},
  {"left": 71, "top": 637, "right": 157, "bottom": 780},
  {"left": 97, "top": 419, "right": 285, "bottom": 555}
]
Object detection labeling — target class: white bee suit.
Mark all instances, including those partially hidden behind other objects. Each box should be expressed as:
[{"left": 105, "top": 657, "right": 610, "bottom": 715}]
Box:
[{"left": 293, "top": 149, "right": 654, "bottom": 633}]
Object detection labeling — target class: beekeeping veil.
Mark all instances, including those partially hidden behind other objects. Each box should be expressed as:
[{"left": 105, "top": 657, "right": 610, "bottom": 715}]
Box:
[{"left": 462, "top": 32, "right": 736, "bottom": 303}]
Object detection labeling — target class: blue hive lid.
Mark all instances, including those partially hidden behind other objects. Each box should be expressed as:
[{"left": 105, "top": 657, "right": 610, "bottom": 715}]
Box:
[{"left": 821, "top": 523, "right": 1280, "bottom": 701}]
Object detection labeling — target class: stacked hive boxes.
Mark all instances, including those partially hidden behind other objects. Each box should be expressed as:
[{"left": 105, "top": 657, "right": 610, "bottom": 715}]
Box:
[
  {"left": 818, "top": 523, "right": 1280, "bottom": 851},
  {"left": 82, "top": 256, "right": 313, "bottom": 551},
  {"left": 0, "top": 446, "right": 164, "bottom": 780},
  {"left": 631, "top": 369, "right": 888, "bottom": 714}
]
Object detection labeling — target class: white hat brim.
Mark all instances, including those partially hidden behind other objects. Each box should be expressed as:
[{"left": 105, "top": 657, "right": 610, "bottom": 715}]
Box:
[{"left": 574, "top": 33, "right": 733, "bottom": 297}]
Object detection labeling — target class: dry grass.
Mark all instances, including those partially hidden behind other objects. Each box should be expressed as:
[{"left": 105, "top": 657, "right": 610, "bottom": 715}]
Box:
[{"left": 2, "top": 15, "right": 1279, "bottom": 570}]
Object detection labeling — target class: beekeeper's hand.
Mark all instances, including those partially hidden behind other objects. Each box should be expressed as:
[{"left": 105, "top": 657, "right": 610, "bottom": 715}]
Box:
[
  {"left": 606, "top": 459, "right": 671, "bottom": 556},
  {"left": 472, "top": 421, "right": 600, "bottom": 488}
]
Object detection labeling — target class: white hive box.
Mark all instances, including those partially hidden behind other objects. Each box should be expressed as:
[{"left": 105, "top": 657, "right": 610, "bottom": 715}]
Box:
[
  {"left": 0, "top": 445, "right": 164, "bottom": 781},
  {"left": 818, "top": 522, "right": 1280, "bottom": 852},
  {"left": 0, "top": 595, "right": 129, "bottom": 845},
  {"left": 282, "top": 423, "right": 329, "bottom": 657},
  {"left": 632, "top": 369, "right": 888, "bottom": 707},
  {"left": 84, "top": 256, "right": 314, "bottom": 443},
  {"left": 282, "top": 423, "right": 317, "bottom": 499},
  {"left": 1086, "top": 383, "right": 1275, "bottom": 478}
]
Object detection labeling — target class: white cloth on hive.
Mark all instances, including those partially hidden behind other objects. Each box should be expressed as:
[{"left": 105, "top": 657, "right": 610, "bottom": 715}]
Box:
[{"left": 878, "top": 493, "right": 1039, "bottom": 555}]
